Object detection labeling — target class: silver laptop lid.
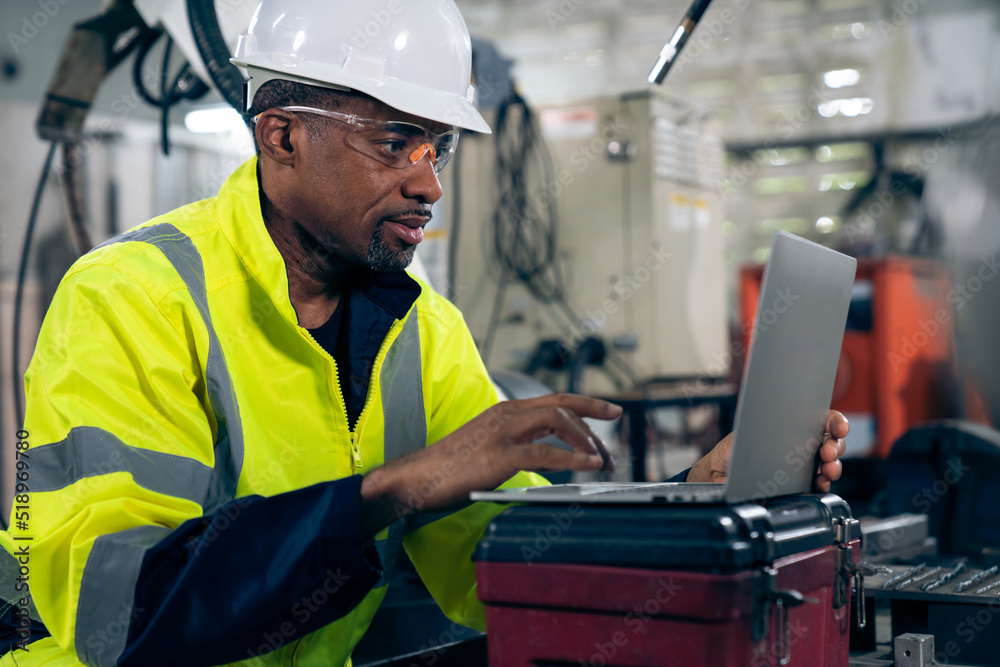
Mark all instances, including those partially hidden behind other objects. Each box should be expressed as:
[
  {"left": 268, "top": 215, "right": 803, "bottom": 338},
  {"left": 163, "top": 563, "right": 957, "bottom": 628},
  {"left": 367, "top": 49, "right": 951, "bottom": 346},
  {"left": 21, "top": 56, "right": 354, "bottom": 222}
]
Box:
[{"left": 723, "top": 231, "right": 856, "bottom": 503}]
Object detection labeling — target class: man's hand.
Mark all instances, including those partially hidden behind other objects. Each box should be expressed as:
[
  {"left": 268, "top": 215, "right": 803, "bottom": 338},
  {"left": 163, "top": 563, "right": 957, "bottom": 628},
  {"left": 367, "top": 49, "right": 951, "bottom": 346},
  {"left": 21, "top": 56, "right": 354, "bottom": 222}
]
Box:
[
  {"left": 687, "top": 410, "right": 849, "bottom": 492},
  {"left": 360, "top": 394, "right": 622, "bottom": 537}
]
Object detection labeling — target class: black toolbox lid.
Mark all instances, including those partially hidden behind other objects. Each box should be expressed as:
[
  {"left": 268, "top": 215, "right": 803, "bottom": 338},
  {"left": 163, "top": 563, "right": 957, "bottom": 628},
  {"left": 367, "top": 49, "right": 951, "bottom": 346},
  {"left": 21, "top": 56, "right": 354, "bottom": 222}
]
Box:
[{"left": 475, "top": 493, "right": 855, "bottom": 571}]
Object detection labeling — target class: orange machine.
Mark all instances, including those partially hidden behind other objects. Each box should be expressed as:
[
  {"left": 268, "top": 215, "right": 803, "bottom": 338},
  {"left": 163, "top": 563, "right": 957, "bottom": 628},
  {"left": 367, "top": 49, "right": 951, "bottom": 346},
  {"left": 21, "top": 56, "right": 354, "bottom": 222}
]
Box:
[{"left": 739, "top": 256, "right": 957, "bottom": 457}]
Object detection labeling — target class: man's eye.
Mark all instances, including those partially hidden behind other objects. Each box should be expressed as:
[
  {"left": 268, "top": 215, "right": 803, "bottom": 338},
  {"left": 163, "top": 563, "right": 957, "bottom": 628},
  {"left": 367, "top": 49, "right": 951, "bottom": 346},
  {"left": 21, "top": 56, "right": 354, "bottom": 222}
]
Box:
[{"left": 375, "top": 139, "right": 408, "bottom": 155}]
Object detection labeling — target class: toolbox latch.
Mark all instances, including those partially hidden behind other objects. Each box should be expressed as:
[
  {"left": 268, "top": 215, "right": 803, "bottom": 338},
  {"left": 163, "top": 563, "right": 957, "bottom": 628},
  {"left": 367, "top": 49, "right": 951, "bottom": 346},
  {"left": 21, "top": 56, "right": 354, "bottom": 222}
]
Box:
[
  {"left": 754, "top": 567, "right": 816, "bottom": 665},
  {"left": 834, "top": 540, "right": 886, "bottom": 630}
]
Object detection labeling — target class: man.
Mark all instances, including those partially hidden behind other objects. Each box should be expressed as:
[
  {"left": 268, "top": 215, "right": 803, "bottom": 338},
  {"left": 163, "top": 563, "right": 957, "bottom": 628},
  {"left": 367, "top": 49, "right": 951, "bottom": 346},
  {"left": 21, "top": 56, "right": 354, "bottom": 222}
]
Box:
[{"left": 1, "top": 0, "right": 848, "bottom": 665}]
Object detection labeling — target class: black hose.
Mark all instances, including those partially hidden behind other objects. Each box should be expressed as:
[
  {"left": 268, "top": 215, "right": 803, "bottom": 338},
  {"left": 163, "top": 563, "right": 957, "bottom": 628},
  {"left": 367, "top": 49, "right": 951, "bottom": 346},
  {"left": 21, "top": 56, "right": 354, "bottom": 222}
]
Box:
[
  {"left": 161, "top": 37, "right": 174, "bottom": 156},
  {"left": 133, "top": 29, "right": 166, "bottom": 107},
  {"left": 186, "top": 0, "right": 246, "bottom": 111},
  {"left": 13, "top": 142, "right": 58, "bottom": 432}
]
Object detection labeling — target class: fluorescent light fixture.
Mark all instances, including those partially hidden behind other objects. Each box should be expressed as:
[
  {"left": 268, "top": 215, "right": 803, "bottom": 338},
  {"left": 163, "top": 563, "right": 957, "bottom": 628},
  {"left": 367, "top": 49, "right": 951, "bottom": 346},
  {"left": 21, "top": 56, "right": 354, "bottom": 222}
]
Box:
[
  {"left": 818, "top": 101, "right": 839, "bottom": 118},
  {"left": 823, "top": 68, "right": 860, "bottom": 89},
  {"left": 184, "top": 107, "right": 245, "bottom": 134},
  {"left": 817, "top": 97, "right": 874, "bottom": 118}
]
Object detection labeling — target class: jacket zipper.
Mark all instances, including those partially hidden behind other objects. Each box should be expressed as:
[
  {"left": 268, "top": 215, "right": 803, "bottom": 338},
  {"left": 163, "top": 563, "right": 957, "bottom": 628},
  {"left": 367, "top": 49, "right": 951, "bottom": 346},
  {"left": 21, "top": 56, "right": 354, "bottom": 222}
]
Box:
[
  {"left": 327, "top": 359, "right": 363, "bottom": 470},
  {"left": 315, "top": 317, "right": 405, "bottom": 472}
]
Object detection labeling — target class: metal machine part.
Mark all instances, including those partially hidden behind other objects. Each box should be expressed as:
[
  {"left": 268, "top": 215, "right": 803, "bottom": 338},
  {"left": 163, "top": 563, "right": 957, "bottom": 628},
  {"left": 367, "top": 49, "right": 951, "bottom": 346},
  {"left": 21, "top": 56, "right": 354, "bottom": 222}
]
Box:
[
  {"left": 881, "top": 564, "right": 926, "bottom": 590},
  {"left": 921, "top": 562, "right": 966, "bottom": 592},
  {"left": 36, "top": 0, "right": 152, "bottom": 142},
  {"left": 954, "top": 565, "right": 999, "bottom": 593},
  {"left": 894, "top": 634, "right": 936, "bottom": 667},
  {"left": 849, "top": 633, "right": 983, "bottom": 667},
  {"left": 647, "top": 0, "right": 714, "bottom": 85},
  {"left": 452, "top": 92, "right": 728, "bottom": 393},
  {"left": 891, "top": 566, "right": 943, "bottom": 591},
  {"left": 860, "top": 514, "right": 935, "bottom": 564}
]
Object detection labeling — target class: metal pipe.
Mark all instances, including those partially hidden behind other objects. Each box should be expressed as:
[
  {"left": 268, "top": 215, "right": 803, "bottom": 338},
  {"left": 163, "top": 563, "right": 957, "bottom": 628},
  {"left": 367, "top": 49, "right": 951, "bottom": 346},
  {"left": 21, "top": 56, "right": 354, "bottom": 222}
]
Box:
[{"left": 647, "top": 0, "right": 714, "bottom": 85}]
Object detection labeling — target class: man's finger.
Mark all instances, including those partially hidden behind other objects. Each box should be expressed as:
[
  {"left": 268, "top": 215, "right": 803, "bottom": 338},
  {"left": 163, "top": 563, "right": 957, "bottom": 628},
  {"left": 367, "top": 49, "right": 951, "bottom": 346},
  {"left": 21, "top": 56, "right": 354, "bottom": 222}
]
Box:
[
  {"left": 819, "top": 437, "right": 845, "bottom": 463},
  {"left": 545, "top": 406, "right": 616, "bottom": 473},
  {"left": 512, "top": 393, "right": 623, "bottom": 421},
  {"left": 508, "top": 406, "right": 607, "bottom": 460},
  {"left": 509, "top": 440, "right": 604, "bottom": 473},
  {"left": 825, "top": 411, "right": 849, "bottom": 440},
  {"left": 819, "top": 459, "right": 842, "bottom": 482}
]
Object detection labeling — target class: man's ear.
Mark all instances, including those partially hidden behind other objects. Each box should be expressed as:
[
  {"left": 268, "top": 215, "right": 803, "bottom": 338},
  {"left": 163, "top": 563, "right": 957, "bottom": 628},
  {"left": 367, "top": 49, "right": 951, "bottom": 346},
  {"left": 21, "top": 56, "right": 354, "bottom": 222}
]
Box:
[{"left": 255, "top": 109, "right": 299, "bottom": 166}]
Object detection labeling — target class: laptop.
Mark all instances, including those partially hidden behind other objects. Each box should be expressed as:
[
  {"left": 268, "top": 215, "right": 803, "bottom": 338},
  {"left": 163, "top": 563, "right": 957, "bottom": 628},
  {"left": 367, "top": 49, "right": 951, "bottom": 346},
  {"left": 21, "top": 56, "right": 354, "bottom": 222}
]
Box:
[{"left": 471, "top": 231, "right": 857, "bottom": 505}]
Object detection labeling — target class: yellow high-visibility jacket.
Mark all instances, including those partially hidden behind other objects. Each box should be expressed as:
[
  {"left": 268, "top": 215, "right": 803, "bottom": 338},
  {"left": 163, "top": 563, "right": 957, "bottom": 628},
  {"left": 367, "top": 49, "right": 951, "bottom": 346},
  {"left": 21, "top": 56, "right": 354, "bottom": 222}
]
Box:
[{"left": 2, "top": 157, "right": 543, "bottom": 667}]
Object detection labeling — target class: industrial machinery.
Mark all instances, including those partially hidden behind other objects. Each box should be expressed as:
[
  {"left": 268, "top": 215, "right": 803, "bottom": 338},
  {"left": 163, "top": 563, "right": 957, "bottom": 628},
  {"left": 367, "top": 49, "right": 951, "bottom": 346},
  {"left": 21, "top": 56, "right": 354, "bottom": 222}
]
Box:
[
  {"left": 740, "top": 256, "right": 957, "bottom": 458},
  {"left": 451, "top": 90, "right": 729, "bottom": 396}
]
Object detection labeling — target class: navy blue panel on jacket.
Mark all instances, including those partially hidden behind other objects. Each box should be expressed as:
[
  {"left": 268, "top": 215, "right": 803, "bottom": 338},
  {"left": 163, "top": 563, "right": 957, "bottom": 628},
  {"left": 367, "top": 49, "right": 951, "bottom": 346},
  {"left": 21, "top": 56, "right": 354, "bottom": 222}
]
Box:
[
  {"left": 0, "top": 603, "right": 50, "bottom": 654},
  {"left": 664, "top": 468, "right": 690, "bottom": 483},
  {"left": 309, "top": 268, "right": 421, "bottom": 430},
  {"left": 121, "top": 476, "right": 381, "bottom": 667}
]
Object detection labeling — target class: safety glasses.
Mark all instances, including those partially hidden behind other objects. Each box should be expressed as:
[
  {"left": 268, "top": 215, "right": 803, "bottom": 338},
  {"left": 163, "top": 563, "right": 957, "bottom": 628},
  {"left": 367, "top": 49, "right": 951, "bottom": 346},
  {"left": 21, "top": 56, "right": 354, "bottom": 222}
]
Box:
[{"left": 253, "top": 105, "right": 459, "bottom": 173}]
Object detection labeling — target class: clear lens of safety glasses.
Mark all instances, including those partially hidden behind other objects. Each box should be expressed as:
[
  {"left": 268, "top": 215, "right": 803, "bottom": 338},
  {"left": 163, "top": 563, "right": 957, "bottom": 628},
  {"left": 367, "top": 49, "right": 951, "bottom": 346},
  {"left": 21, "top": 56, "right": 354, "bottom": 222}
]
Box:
[
  {"left": 348, "top": 120, "right": 459, "bottom": 173},
  {"left": 256, "top": 106, "right": 460, "bottom": 174}
]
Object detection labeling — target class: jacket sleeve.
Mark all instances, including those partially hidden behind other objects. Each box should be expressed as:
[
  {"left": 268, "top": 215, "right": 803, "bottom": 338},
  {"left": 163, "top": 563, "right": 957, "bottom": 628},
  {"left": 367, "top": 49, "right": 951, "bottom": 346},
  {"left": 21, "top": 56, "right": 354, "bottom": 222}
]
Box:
[
  {"left": 403, "top": 308, "right": 547, "bottom": 631},
  {"left": 21, "top": 263, "right": 380, "bottom": 667}
]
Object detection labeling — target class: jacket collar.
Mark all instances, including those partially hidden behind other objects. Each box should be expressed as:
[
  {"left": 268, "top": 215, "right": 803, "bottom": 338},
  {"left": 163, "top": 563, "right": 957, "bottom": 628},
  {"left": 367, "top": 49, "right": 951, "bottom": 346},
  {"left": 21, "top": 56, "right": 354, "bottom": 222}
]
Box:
[{"left": 213, "top": 157, "right": 421, "bottom": 327}]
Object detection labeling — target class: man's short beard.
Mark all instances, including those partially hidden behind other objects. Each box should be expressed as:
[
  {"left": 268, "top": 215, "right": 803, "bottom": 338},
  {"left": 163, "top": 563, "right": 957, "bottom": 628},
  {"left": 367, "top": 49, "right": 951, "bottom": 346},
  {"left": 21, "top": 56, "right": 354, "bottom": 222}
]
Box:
[{"left": 366, "top": 220, "right": 416, "bottom": 272}]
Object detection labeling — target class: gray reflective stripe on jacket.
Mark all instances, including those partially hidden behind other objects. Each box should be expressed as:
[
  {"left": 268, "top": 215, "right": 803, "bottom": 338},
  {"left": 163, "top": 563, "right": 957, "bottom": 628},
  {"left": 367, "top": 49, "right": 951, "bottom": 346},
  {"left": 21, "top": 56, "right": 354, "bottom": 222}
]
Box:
[
  {"left": 372, "top": 312, "right": 464, "bottom": 587},
  {"left": 373, "top": 312, "right": 426, "bottom": 587},
  {"left": 29, "top": 427, "right": 214, "bottom": 506}
]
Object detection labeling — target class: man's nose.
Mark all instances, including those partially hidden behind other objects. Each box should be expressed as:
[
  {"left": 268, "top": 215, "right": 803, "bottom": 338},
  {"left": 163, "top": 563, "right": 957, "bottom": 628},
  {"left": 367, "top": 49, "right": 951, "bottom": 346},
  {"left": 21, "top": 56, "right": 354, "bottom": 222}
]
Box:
[{"left": 401, "top": 148, "right": 443, "bottom": 204}]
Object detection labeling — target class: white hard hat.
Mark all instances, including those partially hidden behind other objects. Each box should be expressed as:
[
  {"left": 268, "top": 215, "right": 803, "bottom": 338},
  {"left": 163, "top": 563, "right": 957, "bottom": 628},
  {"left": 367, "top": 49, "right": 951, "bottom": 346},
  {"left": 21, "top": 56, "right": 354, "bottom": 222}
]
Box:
[{"left": 230, "top": 0, "right": 491, "bottom": 134}]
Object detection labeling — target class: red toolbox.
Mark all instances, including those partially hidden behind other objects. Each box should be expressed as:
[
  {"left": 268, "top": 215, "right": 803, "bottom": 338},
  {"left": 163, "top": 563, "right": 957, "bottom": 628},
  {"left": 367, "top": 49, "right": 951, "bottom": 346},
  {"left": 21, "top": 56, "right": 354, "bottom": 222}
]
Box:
[{"left": 475, "top": 494, "right": 864, "bottom": 667}]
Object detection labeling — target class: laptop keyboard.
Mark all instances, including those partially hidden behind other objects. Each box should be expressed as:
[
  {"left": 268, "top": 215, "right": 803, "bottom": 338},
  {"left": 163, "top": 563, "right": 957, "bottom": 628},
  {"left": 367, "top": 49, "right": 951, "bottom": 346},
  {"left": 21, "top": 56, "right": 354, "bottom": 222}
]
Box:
[{"left": 579, "top": 482, "right": 725, "bottom": 501}]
